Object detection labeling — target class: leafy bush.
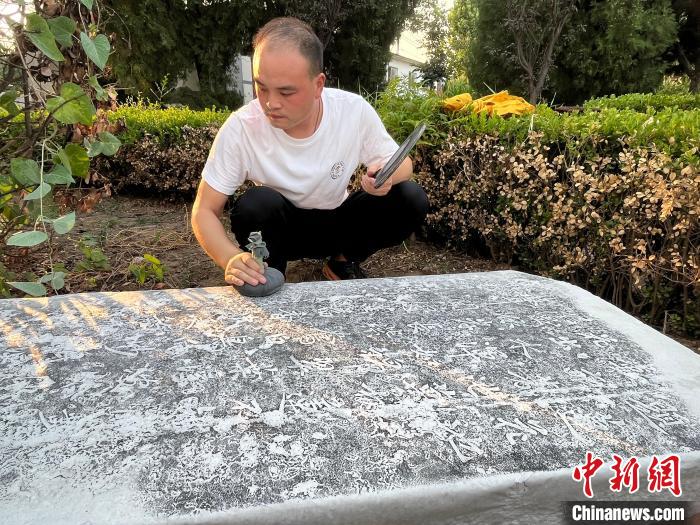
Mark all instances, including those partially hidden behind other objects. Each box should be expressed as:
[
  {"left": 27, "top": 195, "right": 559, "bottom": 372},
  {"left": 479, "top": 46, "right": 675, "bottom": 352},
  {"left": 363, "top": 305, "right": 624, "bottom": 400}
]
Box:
[
  {"left": 656, "top": 75, "right": 692, "bottom": 96},
  {"left": 369, "top": 78, "right": 700, "bottom": 335},
  {"left": 584, "top": 93, "right": 700, "bottom": 112},
  {"left": 442, "top": 76, "right": 473, "bottom": 98},
  {"left": 1, "top": 1, "right": 120, "bottom": 297},
  {"left": 415, "top": 131, "right": 699, "bottom": 337},
  {"left": 108, "top": 102, "right": 228, "bottom": 145},
  {"left": 372, "top": 78, "right": 466, "bottom": 145},
  {"left": 94, "top": 125, "right": 217, "bottom": 196}
]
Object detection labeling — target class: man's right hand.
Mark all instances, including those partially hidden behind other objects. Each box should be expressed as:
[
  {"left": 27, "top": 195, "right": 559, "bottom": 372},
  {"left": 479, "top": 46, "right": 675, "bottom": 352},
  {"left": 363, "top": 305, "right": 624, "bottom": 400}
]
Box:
[{"left": 224, "top": 252, "right": 267, "bottom": 287}]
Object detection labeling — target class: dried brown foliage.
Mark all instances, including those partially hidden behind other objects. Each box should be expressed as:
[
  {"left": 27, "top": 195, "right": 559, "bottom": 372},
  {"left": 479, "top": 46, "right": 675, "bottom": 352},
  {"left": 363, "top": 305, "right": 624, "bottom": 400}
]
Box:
[
  {"left": 93, "top": 126, "right": 218, "bottom": 196},
  {"left": 416, "top": 132, "right": 700, "bottom": 334}
]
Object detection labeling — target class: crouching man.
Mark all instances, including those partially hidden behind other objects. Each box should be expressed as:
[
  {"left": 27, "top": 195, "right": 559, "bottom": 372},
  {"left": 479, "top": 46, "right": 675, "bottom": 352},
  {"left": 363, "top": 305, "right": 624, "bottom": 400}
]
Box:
[{"left": 191, "top": 17, "right": 428, "bottom": 287}]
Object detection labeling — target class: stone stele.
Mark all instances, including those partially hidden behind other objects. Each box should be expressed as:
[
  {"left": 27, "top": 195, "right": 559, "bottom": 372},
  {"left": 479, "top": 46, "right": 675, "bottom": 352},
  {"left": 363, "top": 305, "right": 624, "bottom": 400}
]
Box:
[{"left": 1, "top": 271, "right": 699, "bottom": 525}]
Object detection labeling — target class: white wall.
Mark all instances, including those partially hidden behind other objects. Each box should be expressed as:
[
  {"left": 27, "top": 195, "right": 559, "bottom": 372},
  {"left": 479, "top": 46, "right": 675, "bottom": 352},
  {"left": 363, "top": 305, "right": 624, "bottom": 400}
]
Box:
[
  {"left": 387, "top": 56, "right": 421, "bottom": 82},
  {"left": 227, "top": 55, "right": 254, "bottom": 104},
  {"left": 387, "top": 29, "right": 426, "bottom": 82},
  {"left": 175, "top": 54, "right": 253, "bottom": 105}
]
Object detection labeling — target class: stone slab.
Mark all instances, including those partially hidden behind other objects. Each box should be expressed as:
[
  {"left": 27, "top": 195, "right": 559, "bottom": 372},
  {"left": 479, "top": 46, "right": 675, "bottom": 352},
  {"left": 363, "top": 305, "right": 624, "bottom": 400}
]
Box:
[{"left": 1, "top": 271, "right": 699, "bottom": 524}]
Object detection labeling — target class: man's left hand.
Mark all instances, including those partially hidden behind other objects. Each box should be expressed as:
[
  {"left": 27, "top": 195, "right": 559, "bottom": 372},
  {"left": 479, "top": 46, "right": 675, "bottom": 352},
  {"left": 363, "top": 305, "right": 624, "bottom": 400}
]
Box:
[{"left": 361, "top": 164, "right": 392, "bottom": 196}]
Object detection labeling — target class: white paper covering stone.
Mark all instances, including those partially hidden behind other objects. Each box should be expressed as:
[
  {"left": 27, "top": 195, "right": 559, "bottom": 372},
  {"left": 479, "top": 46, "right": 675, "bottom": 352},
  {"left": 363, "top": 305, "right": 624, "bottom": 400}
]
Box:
[{"left": 1, "top": 271, "right": 698, "bottom": 524}]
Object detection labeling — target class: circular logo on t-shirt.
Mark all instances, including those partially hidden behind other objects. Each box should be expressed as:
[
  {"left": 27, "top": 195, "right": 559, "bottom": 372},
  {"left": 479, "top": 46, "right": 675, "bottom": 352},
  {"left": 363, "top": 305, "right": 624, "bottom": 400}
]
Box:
[{"left": 330, "top": 161, "right": 345, "bottom": 180}]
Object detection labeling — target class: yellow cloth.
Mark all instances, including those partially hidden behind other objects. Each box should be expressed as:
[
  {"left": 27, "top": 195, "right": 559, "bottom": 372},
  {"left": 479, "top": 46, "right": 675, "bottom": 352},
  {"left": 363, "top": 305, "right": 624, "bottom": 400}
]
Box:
[
  {"left": 442, "top": 93, "right": 473, "bottom": 112},
  {"left": 442, "top": 90, "right": 535, "bottom": 117}
]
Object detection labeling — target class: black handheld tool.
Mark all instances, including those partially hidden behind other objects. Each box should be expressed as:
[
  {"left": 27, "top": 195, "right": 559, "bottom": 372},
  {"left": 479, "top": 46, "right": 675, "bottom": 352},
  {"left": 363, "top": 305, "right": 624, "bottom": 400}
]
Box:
[{"left": 373, "top": 122, "right": 427, "bottom": 188}]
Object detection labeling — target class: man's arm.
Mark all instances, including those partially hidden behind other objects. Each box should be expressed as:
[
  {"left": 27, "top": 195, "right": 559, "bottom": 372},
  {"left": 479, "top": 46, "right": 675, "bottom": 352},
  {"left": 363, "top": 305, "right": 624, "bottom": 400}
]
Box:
[{"left": 191, "top": 180, "right": 266, "bottom": 286}]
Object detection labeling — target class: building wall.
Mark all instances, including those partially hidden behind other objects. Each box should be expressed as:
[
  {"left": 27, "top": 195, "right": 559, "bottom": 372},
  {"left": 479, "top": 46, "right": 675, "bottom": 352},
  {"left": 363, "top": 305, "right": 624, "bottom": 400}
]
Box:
[
  {"left": 390, "top": 30, "right": 426, "bottom": 64},
  {"left": 175, "top": 54, "right": 254, "bottom": 105},
  {"left": 387, "top": 29, "right": 427, "bottom": 82},
  {"left": 387, "top": 56, "right": 421, "bottom": 82},
  {"left": 228, "top": 55, "right": 254, "bottom": 104}
]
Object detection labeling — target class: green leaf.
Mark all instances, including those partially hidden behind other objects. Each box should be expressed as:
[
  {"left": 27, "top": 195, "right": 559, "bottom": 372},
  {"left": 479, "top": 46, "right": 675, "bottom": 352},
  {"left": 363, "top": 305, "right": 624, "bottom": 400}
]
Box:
[
  {"left": 97, "top": 132, "right": 121, "bottom": 156},
  {"left": 51, "top": 272, "right": 66, "bottom": 290},
  {"left": 144, "top": 254, "right": 160, "bottom": 265},
  {"left": 44, "top": 165, "right": 74, "bottom": 185},
  {"left": 52, "top": 212, "right": 75, "bottom": 234},
  {"left": 62, "top": 144, "right": 90, "bottom": 179},
  {"left": 45, "top": 82, "right": 95, "bottom": 125},
  {"left": 0, "top": 90, "right": 17, "bottom": 105},
  {"left": 86, "top": 140, "right": 103, "bottom": 158},
  {"left": 7, "top": 230, "right": 48, "bottom": 247},
  {"left": 47, "top": 16, "right": 76, "bottom": 48},
  {"left": 88, "top": 75, "right": 108, "bottom": 101},
  {"left": 55, "top": 149, "right": 72, "bottom": 176},
  {"left": 25, "top": 13, "right": 64, "bottom": 62},
  {"left": 80, "top": 32, "right": 110, "bottom": 70},
  {"left": 80, "top": 0, "right": 94, "bottom": 9},
  {"left": 24, "top": 182, "right": 51, "bottom": 201},
  {"left": 40, "top": 271, "right": 66, "bottom": 289},
  {"left": 10, "top": 158, "right": 41, "bottom": 186},
  {"left": 55, "top": 144, "right": 89, "bottom": 180},
  {"left": 7, "top": 281, "right": 47, "bottom": 297},
  {"left": 0, "top": 90, "right": 21, "bottom": 117}
]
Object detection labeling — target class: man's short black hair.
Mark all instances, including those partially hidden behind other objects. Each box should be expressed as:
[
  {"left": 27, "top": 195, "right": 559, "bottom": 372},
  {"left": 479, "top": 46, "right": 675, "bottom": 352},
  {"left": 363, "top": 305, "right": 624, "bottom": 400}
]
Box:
[{"left": 253, "top": 17, "right": 324, "bottom": 77}]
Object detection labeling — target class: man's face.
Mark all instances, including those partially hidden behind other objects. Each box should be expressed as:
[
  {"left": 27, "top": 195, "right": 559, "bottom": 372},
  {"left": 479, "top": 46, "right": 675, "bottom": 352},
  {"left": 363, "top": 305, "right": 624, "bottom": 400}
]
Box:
[{"left": 253, "top": 44, "right": 324, "bottom": 137}]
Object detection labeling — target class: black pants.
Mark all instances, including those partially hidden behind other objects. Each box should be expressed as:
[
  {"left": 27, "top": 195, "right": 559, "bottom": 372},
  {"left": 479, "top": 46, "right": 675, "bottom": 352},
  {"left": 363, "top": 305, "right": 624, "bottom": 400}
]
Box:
[{"left": 229, "top": 181, "right": 429, "bottom": 275}]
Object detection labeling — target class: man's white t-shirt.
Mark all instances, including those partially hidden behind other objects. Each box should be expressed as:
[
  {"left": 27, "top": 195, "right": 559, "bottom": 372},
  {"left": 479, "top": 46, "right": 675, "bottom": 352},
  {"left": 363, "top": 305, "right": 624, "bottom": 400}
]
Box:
[{"left": 202, "top": 88, "right": 399, "bottom": 210}]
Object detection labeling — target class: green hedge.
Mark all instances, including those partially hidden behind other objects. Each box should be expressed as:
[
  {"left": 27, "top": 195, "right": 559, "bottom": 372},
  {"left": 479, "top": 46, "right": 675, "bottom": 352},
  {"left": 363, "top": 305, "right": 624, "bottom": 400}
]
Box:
[
  {"left": 108, "top": 103, "right": 229, "bottom": 145},
  {"left": 108, "top": 86, "right": 700, "bottom": 164},
  {"left": 372, "top": 79, "right": 699, "bottom": 336},
  {"left": 374, "top": 80, "right": 700, "bottom": 164},
  {"left": 584, "top": 93, "right": 700, "bottom": 112}
]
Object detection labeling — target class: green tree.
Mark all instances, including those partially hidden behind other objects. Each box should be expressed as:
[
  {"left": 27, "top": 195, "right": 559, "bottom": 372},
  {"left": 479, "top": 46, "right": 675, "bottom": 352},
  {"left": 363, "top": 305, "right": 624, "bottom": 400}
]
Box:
[
  {"left": 105, "top": 0, "right": 260, "bottom": 104},
  {"left": 460, "top": 0, "right": 679, "bottom": 103},
  {"left": 447, "top": 0, "right": 478, "bottom": 80},
  {"left": 273, "top": 0, "right": 419, "bottom": 92},
  {"left": 667, "top": 0, "right": 699, "bottom": 92},
  {"left": 504, "top": 0, "right": 577, "bottom": 104},
  {"left": 185, "top": 0, "right": 264, "bottom": 96},
  {"left": 461, "top": 0, "right": 524, "bottom": 96},
  {"left": 409, "top": 0, "right": 451, "bottom": 86},
  {"left": 550, "top": 0, "right": 678, "bottom": 103},
  {"left": 105, "top": 0, "right": 190, "bottom": 97},
  {"left": 105, "top": 0, "right": 418, "bottom": 102}
]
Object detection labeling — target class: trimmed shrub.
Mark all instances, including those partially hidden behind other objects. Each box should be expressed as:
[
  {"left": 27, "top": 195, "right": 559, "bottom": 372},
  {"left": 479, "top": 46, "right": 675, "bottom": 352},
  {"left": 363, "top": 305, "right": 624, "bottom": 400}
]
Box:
[
  {"left": 164, "top": 87, "right": 243, "bottom": 112},
  {"left": 584, "top": 93, "right": 700, "bottom": 112},
  {"left": 108, "top": 103, "right": 228, "bottom": 145},
  {"left": 94, "top": 125, "right": 217, "bottom": 196},
  {"left": 96, "top": 103, "right": 229, "bottom": 197},
  {"left": 416, "top": 131, "right": 699, "bottom": 336}
]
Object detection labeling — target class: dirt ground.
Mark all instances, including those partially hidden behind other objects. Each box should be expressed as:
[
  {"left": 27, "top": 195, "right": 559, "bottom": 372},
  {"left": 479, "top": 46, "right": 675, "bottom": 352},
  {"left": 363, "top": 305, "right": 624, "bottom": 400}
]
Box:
[
  {"left": 33, "top": 194, "right": 508, "bottom": 292},
  {"left": 12, "top": 194, "right": 699, "bottom": 354}
]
